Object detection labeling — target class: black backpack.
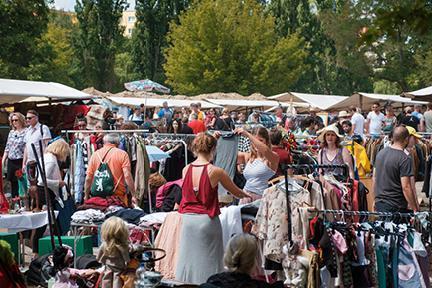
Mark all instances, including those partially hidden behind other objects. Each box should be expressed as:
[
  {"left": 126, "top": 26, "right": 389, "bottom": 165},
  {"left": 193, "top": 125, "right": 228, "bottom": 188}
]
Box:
[{"left": 25, "top": 254, "right": 55, "bottom": 287}]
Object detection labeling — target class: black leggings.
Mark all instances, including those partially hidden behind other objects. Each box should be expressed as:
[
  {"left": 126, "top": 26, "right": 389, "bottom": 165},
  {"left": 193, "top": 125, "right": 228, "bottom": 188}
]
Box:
[
  {"left": 7, "top": 158, "right": 23, "bottom": 198},
  {"left": 32, "top": 187, "right": 57, "bottom": 253}
]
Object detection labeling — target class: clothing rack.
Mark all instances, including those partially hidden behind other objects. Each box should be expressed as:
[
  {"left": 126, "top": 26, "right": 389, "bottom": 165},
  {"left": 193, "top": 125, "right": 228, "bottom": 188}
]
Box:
[
  {"left": 308, "top": 209, "right": 424, "bottom": 218},
  {"left": 282, "top": 164, "right": 349, "bottom": 179},
  {"left": 281, "top": 163, "right": 349, "bottom": 242},
  {"left": 143, "top": 132, "right": 196, "bottom": 139},
  {"left": 62, "top": 129, "right": 150, "bottom": 134},
  {"left": 146, "top": 137, "right": 189, "bottom": 166}
]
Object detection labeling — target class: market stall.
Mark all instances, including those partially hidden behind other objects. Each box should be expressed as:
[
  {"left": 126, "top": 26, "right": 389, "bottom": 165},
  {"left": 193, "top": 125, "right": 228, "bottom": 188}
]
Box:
[
  {"left": 268, "top": 91, "right": 348, "bottom": 111},
  {"left": 403, "top": 85, "right": 432, "bottom": 102},
  {"left": 327, "top": 92, "right": 428, "bottom": 111}
]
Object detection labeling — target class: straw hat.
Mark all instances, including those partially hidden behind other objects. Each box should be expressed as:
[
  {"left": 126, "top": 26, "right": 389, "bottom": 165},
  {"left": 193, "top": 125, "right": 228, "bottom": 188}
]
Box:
[
  {"left": 338, "top": 111, "right": 350, "bottom": 118},
  {"left": 317, "top": 124, "right": 343, "bottom": 142},
  {"left": 406, "top": 126, "right": 421, "bottom": 139}
]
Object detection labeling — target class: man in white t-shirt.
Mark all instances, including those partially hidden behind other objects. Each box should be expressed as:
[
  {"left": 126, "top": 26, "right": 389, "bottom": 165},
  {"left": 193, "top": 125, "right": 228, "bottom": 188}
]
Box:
[
  {"left": 350, "top": 106, "right": 365, "bottom": 137},
  {"left": 366, "top": 102, "right": 385, "bottom": 135},
  {"left": 22, "top": 109, "right": 52, "bottom": 169}
]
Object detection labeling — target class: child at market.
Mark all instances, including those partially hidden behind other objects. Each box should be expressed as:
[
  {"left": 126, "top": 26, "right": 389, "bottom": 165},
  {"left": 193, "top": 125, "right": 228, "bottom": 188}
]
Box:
[
  {"left": 97, "top": 216, "right": 130, "bottom": 288},
  {"left": 52, "top": 246, "right": 97, "bottom": 288}
]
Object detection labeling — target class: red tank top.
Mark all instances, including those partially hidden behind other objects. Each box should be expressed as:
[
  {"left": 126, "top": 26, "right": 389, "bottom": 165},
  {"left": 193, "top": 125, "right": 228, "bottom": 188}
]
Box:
[{"left": 179, "top": 163, "right": 220, "bottom": 218}]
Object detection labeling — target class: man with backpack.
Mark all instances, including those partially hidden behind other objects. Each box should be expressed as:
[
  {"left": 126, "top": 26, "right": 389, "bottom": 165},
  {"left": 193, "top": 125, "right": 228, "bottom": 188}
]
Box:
[
  {"left": 22, "top": 109, "right": 52, "bottom": 169},
  {"left": 84, "top": 133, "right": 135, "bottom": 206}
]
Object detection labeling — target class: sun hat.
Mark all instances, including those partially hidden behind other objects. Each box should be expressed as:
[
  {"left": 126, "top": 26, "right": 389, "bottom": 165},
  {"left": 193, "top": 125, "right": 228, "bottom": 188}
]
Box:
[
  {"left": 406, "top": 126, "right": 421, "bottom": 139},
  {"left": 317, "top": 124, "right": 343, "bottom": 142},
  {"left": 338, "top": 111, "right": 350, "bottom": 118}
]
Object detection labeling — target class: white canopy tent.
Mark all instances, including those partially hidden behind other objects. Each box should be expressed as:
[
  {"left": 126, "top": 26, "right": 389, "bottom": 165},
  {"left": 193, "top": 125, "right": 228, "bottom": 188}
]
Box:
[
  {"left": 269, "top": 92, "right": 348, "bottom": 110},
  {"left": 107, "top": 96, "right": 223, "bottom": 109},
  {"left": 203, "top": 98, "right": 309, "bottom": 110},
  {"left": 327, "top": 92, "right": 427, "bottom": 110},
  {"left": 403, "top": 86, "right": 432, "bottom": 102},
  {"left": 0, "top": 78, "right": 90, "bottom": 105}
]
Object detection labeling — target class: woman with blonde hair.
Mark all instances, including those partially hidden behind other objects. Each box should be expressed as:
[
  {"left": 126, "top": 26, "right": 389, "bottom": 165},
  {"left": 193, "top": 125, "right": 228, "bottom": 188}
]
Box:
[
  {"left": 31, "top": 138, "right": 70, "bottom": 257},
  {"left": 2, "top": 112, "right": 27, "bottom": 198},
  {"left": 176, "top": 133, "right": 251, "bottom": 284},
  {"left": 97, "top": 216, "right": 130, "bottom": 288},
  {"left": 202, "top": 233, "right": 282, "bottom": 288},
  {"left": 236, "top": 126, "right": 279, "bottom": 203}
]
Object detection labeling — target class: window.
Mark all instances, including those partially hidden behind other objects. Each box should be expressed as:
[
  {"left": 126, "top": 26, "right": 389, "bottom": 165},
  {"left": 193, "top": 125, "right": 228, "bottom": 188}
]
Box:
[
  {"left": 128, "top": 28, "right": 133, "bottom": 35},
  {"left": 128, "top": 16, "right": 135, "bottom": 23}
]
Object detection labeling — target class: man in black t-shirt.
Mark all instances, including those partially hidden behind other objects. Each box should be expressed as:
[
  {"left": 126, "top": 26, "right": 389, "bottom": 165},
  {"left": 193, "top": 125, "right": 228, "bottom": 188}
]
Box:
[
  {"left": 373, "top": 126, "right": 419, "bottom": 212},
  {"left": 400, "top": 107, "right": 420, "bottom": 130}
]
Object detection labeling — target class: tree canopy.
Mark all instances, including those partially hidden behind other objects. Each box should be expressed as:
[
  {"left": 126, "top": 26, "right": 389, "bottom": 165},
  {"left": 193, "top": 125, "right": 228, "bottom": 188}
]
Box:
[
  {"left": 1, "top": 0, "right": 432, "bottom": 95},
  {"left": 163, "top": 0, "right": 308, "bottom": 95}
]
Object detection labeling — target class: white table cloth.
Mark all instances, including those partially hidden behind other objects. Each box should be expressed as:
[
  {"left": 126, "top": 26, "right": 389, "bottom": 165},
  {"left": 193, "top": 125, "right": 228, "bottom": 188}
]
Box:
[{"left": 0, "top": 211, "right": 59, "bottom": 233}]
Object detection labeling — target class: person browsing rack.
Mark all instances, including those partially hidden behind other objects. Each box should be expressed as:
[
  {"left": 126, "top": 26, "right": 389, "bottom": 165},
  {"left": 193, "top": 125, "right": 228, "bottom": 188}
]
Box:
[
  {"left": 176, "top": 133, "right": 250, "bottom": 284},
  {"left": 236, "top": 126, "right": 279, "bottom": 203},
  {"left": 317, "top": 124, "right": 354, "bottom": 179}
]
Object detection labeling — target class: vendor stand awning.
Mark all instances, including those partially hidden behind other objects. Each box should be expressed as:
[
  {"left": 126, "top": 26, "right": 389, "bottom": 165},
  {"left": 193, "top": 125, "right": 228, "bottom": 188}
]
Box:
[
  {"left": 403, "top": 86, "right": 432, "bottom": 102},
  {"left": 0, "top": 78, "right": 90, "bottom": 105},
  {"left": 107, "top": 96, "right": 222, "bottom": 109},
  {"left": 203, "top": 99, "right": 309, "bottom": 110},
  {"left": 326, "top": 92, "right": 428, "bottom": 110},
  {"left": 268, "top": 92, "right": 348, "bottom": 111}
]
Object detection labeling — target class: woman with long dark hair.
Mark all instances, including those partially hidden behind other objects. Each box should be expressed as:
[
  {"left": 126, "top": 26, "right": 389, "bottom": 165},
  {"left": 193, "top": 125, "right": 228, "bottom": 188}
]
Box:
[{"left": 317, "top": 124, "right": 354, "bottom": 179}]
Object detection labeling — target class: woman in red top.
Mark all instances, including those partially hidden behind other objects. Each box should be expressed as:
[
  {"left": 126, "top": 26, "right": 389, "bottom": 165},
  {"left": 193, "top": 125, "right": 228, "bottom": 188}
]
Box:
[{"left": 176, "top": 133, "right": 250, "bottom": 284}]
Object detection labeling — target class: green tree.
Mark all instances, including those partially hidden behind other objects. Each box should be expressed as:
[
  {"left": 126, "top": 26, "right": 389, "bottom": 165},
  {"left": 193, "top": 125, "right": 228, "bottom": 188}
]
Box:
[
  {"left": 114, "top": 38, "right": 139, "bottom": 91},
  {"left": 267, "top": 0, "right": 373, "bottom": 95},
  {"left": 74, "top": 0, "right": 128, "bottom": 91},
  {"left": 132, "top": 0, "right": 189, "bottom": 83},
  {"left": 319, "top": 1, "right": 373, "bottom": 93},
  {"left": 164, "top": 0, "right": 308, "bottom": 95},
  {"left": 34, "top": 11, "right": 78, "bottom": 85},
  {"left": 358, "top": 0, "right": 432, "bottom": 91},
  {"left": 0, "top": 0, "right": 51, "bottom": 79}
]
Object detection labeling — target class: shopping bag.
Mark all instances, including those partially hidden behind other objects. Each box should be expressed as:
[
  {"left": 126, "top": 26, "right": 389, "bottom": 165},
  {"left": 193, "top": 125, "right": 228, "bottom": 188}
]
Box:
[{"left": 16, "top": 172, "right": 28, "bottom": 198}]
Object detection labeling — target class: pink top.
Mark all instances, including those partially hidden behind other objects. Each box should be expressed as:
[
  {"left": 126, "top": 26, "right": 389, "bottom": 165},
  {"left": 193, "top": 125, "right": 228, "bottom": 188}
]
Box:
[{"left": 156, "top": 179, "right": 183, "bottom": 209}]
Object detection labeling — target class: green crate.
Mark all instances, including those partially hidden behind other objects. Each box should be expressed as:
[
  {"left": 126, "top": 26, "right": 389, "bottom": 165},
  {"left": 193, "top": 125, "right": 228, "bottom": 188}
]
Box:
[
  {"left": 0, "top": 232, "right": 19, "bottom": 262},
  {"left": 39, "top": 235, "right": 93, "bottom": 256}
]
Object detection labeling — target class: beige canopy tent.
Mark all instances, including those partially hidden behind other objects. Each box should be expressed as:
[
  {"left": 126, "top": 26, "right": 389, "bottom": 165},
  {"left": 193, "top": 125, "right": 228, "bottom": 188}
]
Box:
[
  {"left": 203, "top": 98, "right": 309, "bottom": 111},
  {"left": 326, "top": 92, "right": 427, "bottom": 111},
  {"left": 403, "top": 86, "right": 432, "bottom": 102},
  {"left": 107, "top": 96, "right": 223, "bottom": 109},
  {"left": 0, "top": 78, "right": 91, "bottom": 105},
  {"left": 269, "top": 92, "right": 348, "bottom": 111}
]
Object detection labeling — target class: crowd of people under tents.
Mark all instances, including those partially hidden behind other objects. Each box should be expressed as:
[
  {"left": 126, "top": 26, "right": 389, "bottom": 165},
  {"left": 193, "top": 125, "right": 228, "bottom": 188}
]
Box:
[{"left": 0, "top": 99, "right": 430, "bottom": 287}]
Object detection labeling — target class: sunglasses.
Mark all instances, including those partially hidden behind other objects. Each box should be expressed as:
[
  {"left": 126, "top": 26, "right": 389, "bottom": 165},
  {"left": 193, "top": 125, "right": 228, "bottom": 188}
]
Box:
[
  {"left": 26, "top": 116, "right": 35, "bottom": 120},
  {"left": 11, "top": 119, "right": 19, "bottom": 122}
]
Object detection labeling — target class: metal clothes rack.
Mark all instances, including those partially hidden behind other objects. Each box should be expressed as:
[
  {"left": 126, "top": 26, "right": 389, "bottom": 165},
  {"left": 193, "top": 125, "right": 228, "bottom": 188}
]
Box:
[
  {"left": 281, "top": 163, "right": 349, "bottom": 242},
  {"left": 61, "top": 129, "right": 150, "bottom": 142},
  {"left": 308, "top": 209, "right": 424, "bottom": 218},
  {"left": 146, "top": 137, "right": 189, "bottom": 166},
  {"left": 62, "top": 129, "right": 150, "bottom": 134}
]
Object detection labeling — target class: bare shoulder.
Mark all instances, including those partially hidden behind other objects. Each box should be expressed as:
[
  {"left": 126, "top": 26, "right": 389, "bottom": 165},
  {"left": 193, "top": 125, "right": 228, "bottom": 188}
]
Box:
[
  {"left": 182, "top": 164, "right": 190, "bottom": 175},
  {"left": 208, "top": 164, "right": 223, "bottom": 175}
]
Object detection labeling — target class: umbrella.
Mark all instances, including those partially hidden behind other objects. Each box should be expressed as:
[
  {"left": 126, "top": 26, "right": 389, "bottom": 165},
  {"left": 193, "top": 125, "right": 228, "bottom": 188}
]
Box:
[
  {"left": 124, "top": 79, "right": 171, "bottom": 94},
  {"left": 145, "top": 145, "right": 170, "bottom": 162}
]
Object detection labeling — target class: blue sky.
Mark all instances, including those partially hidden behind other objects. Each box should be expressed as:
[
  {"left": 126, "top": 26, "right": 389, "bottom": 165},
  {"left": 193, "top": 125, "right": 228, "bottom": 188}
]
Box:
[{"left": 53, "top": 0, "right": 135, "bottom": 11}]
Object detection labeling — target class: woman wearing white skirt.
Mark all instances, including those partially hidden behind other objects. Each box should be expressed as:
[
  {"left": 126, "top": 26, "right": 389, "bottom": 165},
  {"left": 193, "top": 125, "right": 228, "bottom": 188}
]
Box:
[{"left": 176, "top": 133, "right": 250, "bottom": 284}]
